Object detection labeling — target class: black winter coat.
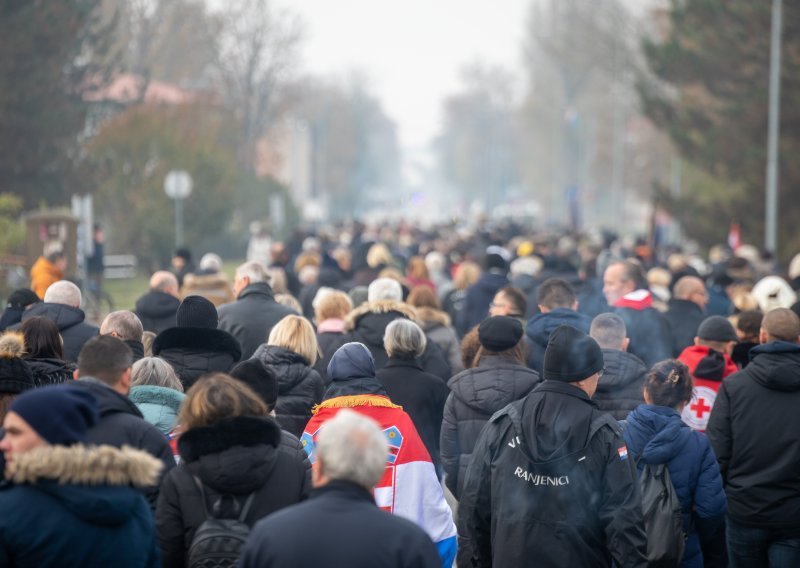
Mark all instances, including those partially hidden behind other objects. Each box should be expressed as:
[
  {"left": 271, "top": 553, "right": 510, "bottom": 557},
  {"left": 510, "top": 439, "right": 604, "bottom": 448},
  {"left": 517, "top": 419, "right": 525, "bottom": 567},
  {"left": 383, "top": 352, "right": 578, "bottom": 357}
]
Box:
[
  {"left": 238, "top": 481, "right": 441, "bottom": 568},
  {"left": 707, "top": 341, "right": 800, "bottom": 533},
  {"left": 524, "top": 308, "right": 592, "bottom": 374},
  {"left": 72, "top": 379, "right": 176, "bottom": 506},
  {"left": 217, "top": 283, "right": 296, "bottom": 359},
  {"left": 664, "top": 299, "right": 706, "bottom": 357},
  {"left": 18, "top": 302, "right": 98, "bottom": 362},
  {"left": 24, "top": 357, "right": 75, "bottom": 386},
  {"left": 376, "top": 357, "right": 450, "bottom": 472},
  {"left": 251, "top": 344, "right": 324, "bottom": 437},
  {"left": 460, "top": 271, "right": 509, "bottom": 335},
  {"left": 338, "top": 301, "right": 452, "bottom": 381},
  {"left": 458, "top": 381, "right": 648, "bottom": 568},
  {"left": 156, "top": 416, "right": 311, "bottom": 568},
  {"left": 593, "top": 349, "right": 646, "bottom": 420},
  {"left": 134, "top": 290, "right": 180, "bottom": 334},
  {"left": 153, "top": 326, "right": 242, "bottom": 389},
  {"left": 441, "top": 354, "right": 541, "bottom": 498},
  {"left": 613, "top": 306, "right": 673, "bottom": 369}
]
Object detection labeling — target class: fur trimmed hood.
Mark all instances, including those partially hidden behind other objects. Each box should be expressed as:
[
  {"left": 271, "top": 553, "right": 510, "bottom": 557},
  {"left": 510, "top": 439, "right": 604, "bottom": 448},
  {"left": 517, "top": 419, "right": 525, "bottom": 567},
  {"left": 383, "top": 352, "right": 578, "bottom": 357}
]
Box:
[
  {"left": 344, "top": 300, "right": 419, "bottom": 332},
  {"left": 7, "top": 444, "right": 162, "bottom": 487},
  {"left": 415, "top": 306, "right": 451, "bottom": 329},
  {"left": 152, "top": 326, "right": 242, "bottom": 361}
]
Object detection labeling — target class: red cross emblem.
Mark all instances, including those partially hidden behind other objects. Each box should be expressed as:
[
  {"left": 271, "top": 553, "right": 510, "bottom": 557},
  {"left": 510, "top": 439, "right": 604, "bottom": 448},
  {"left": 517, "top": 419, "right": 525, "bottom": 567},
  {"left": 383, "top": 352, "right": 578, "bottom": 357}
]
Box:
[{"left": 691, "top": 398, "right": 712, "bottom": 419}]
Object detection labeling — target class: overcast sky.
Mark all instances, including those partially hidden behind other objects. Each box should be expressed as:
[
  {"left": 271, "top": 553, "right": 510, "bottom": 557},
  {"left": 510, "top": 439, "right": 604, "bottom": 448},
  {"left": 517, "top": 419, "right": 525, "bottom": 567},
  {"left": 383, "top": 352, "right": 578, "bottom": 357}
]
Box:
[{"left": 273, "top": 0, "right": 531, "bottom": 151}]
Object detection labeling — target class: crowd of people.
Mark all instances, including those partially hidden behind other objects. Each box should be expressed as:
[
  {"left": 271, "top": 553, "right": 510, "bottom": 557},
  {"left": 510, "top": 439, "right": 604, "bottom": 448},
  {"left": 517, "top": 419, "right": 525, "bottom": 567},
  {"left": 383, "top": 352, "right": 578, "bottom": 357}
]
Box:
[{"left": 2, "top": 219, "right": 799, "bottom": 567}]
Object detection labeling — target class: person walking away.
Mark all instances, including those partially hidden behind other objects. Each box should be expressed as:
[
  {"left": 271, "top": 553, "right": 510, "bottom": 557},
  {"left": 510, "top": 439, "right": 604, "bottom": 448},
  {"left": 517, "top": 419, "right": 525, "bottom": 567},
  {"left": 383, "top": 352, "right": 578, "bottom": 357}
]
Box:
[
  {"left": 0, "top": 385, "right": 162, "bottom": 566},
  {"left": 677, "top": 315, "right": 738, "bottom": 431},
  {"left": 156, "top": 374, "right": 310, "bottom": 567},
  {"left": 623, "top": 360, "right": 727, "bottom": 567},
  {"left": 19, "top": 316, "right": 75, "bottom": 385},
  {"left": 135, "top": 271, "right": 181, "bottom": 334},
  {"left": 29, "top": 240, "right": 66, "bottom": 299},
  {"left": 239, "top": 410, "right": 441, "bottom": 568},
  {"left": 665, "top": 276, "right": 709, "bottom": 356},
  {"left": 589, "top": 313, "right": 646, "bottom": 419},
  {"left": 459, "top": 324, "right": 648, "bottom": 567},
  {"left": 707, "top": 308, "right": 800, "bottom": 567}
]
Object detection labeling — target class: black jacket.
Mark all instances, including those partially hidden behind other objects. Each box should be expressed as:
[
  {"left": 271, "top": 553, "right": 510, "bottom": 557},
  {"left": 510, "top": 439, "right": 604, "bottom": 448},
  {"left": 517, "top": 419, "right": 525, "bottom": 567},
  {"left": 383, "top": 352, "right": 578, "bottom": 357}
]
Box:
[
  {"left": 135, "top": 291, "right": 180, "bottom": 334},
  {"left": 156, "top": 416, "right": 311, "bottom": 568},
  {"left": 593, "top": 349, "right": 646, "bottom": 420},
  {"left": 24, "top": 357, "right": 75, "bottom": 386},
  {"left": 338, "top": 301, "right": 452, "bottom": 381},
  {"left": 460, "top": 271, "right": 509, "bottom": 335},
  {"left": 664, "top": 299, "right": 706, "bottom": 356},
  {"left": 217, "top": 283, "right": 296, "bottom": 360},
  {"left": 72, "top": 379, "right": 176, "bottom": 506},
  {"left": 376, "top": 357, "right": 450, "bottom": 472},
  {"left": 0, "top": 306, "right": 25, "bottom": 331},
  {"left": 153, "top": 326, "right": 242, "bottom": 389},
  {"left": 238, "top": 481, "right": 441, "bottom": 568},
  {"left": 441, "top": 354, "right": 541, "bottom": 498},
  {"left": 613, "top": 306, "right": 673, "bottom": 369},
  {"left": 459, "top": 381, "right": 648, "bottom": 568},
  {"left": 18, "top": 302, "right": 98, "bottom": 362},
  {"left": 707, "top": 341, "right": 800, "bottom": 533},
  {"left": 524, "top": 308, "right": 592, "bottom": 374},
  {"left": 251, "top": 344, "right": 324, "bottom": 438}
]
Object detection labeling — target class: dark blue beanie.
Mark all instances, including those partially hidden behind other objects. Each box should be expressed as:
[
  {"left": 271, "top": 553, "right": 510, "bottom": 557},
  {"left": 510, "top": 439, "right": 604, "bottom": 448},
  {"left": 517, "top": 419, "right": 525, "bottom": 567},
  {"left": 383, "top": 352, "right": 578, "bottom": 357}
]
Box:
[{"left": 10, "top": 385, "right": 98, "bottom": 446}]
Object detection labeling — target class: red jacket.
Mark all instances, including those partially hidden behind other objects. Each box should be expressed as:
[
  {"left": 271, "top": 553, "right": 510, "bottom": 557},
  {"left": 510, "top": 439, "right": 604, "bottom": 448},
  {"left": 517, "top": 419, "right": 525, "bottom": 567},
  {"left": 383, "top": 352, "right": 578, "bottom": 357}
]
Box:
[{"left": 678, "top": 345, "right": 737, "bottom": 431}]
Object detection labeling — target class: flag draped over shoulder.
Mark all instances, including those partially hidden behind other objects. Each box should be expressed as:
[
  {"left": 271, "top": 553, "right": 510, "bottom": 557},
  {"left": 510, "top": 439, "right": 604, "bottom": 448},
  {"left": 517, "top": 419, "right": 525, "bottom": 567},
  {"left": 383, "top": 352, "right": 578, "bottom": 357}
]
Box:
[{"left": 302, "top": 394, "right": 457, "bottom": 567}]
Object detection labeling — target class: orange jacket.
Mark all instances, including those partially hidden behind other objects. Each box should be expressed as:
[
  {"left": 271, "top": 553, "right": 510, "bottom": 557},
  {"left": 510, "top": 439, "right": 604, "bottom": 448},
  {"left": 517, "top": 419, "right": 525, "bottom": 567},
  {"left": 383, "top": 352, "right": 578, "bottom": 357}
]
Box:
[{"left": 30, "top": 256, "right": 64, "bottom": 299}]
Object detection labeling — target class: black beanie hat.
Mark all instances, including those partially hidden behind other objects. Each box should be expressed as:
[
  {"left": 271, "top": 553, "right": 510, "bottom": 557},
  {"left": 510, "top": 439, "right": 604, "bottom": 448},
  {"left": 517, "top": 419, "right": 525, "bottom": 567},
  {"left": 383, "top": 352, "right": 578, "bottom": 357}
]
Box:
[
  {"left": 694, "top": 350, "right": 725, "bottom": 381},
  {"left": 229, "top": 359, "right": 278, "bottom": 410},
  {"left": 479, "top": 316, "right": 523, "bottom": 352},
  {"left": 0, "top": 332, "right": 35, "bottom": 395},
  {"left": 10, "top": 385, "right": 98, "bottom": 446},
  {"left": 543, "top": 325, "right": 604, "bottom": 382},
  {"left": 6, "top": 289, "right": 40, "bottom": 309},
  {"left": 176, "top": 295, "right": 218, "bottom": 329}
]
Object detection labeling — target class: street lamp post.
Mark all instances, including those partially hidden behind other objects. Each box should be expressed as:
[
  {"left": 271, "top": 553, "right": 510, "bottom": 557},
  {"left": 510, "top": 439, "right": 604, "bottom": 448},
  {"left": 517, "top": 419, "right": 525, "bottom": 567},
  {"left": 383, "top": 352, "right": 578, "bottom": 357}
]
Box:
[
  {"left": 765, "top": 0, "right": 783, "bottom": 254},
  {"left": 164, "top": 170, "right": 193, "bottom": 247}
]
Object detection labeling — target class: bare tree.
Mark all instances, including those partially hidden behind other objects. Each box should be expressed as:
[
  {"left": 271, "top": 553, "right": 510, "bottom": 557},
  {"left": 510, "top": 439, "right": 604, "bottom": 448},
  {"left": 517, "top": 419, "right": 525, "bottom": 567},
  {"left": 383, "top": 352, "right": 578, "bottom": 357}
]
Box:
[{"left": 212, "top": 0, "right": 302, "bottom": 170}]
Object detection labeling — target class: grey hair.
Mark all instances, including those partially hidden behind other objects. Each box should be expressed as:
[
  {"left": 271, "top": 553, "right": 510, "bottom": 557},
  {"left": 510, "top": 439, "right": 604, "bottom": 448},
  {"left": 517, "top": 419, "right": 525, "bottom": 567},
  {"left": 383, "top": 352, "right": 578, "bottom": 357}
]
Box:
[
  {"left": 510, "top": 256, "right": 543, "bottom": 277},
  {"left": 131, "top": 357, "right": 183, "bottom": 392},
  {"left": 368, "top": 278, "right": 402, "bottom": 302},
  {"left": 425, "top": 251, "right": 446, "bottom": 274},
  {"left": 199, "top": 253, "right": 222, "bottom": 272},
  {"left": 590, "top": 313, "right": 627, "bottom": 349},
  {"left": 100, "top": 310, "right": 144, "bottom": 342},
  {"left": 235, "top": 260, "right": 269, "bottom": 284},
  {"left": 384, "top": 318, "right": 427, "bottom": 359},
  {"left": 316, "top": 409, "right": 387, "bottom": 490},
  {"left": 44, "top": 280, "right": 81, "bottom": 307}
]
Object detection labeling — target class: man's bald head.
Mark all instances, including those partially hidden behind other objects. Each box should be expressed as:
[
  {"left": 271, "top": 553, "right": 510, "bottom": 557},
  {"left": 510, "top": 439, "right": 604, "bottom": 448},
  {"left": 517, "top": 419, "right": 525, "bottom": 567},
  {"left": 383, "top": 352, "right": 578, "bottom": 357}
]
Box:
[
  {"left": 150, "top": 271, "right": 179, "bottom": 297},
  {"left": 761, "top": 308, "right": 800, "bottom": 344},
  {"left": 674, "top": 276, "right": 708, "bottom": 310}
]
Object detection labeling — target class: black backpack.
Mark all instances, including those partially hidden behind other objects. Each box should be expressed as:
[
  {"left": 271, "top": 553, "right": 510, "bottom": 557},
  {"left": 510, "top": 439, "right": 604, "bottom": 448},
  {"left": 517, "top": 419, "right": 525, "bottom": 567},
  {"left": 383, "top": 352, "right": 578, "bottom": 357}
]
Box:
[
  {"left": 187, "top": 476, "right": 257, "bottom": 568},
  {"left": 639, "top": 462, "right": 686, "bottom": 567}
]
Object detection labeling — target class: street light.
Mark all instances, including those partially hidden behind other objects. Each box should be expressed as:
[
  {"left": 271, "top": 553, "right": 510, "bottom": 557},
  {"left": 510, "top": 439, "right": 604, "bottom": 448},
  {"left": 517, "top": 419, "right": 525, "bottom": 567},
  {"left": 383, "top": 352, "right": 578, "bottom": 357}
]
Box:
[
  {"left": 164, "top": 170, "right": 193, "bottom": 247},
  {"left": 765, "top": 0, "right": 782, "bottom": 254}
]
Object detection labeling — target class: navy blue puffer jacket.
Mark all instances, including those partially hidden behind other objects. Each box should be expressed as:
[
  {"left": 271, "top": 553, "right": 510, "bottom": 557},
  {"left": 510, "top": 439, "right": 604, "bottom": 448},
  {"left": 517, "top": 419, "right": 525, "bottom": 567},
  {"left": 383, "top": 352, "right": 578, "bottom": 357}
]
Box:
[{"left": 623, "top": 405, "right": 726, "bottom": 568}]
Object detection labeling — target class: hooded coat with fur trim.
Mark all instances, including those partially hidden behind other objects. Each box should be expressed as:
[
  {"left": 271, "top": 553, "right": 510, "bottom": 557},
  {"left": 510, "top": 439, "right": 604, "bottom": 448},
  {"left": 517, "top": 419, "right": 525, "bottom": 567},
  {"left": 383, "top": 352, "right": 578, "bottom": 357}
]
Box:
[
  {"left": 153, "top": 326, "right": 242, "bottom": 389},
  {"left": 417, "top": 307, "right": 464, "bottom": 375},
  {"left": 0, "top": 444, "right": 161, "bottom": 567},
  {"left": 129, "top": 385, "right": 185, "bottom": 435},
  {"left": 331, "top": 300, "right": 451, "bottom": 381},
  {"left": 155, "top": 416, "right": 311, "bottom": 568}
]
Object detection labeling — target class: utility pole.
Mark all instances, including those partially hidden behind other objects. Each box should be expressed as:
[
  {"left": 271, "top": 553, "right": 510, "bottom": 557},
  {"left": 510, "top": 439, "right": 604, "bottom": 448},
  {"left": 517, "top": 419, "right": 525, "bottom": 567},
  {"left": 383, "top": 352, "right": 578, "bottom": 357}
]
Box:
[{"left": 765, "top": 0, "right": 783, "bottom": 253}]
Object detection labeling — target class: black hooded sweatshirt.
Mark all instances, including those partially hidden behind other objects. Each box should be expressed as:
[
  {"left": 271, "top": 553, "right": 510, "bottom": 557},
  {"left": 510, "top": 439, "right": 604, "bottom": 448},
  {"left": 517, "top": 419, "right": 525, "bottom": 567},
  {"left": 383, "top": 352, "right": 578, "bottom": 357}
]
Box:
[
  {"left": 592, "top": 349, "right": 646, "bottom": 420},
  {"left": 707, "top": 341, "right": 800, "bottom": 534}
]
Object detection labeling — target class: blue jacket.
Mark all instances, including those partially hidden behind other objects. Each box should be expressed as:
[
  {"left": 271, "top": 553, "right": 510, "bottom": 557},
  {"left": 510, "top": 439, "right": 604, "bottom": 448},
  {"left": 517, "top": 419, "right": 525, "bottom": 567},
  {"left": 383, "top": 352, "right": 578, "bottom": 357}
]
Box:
[
  {"left": 623, "top": 405, "right": 726, "bottom": 568},
  {"left": 524, "top": 308, "right": 592, "bottom": 374},
  {"left": 0, "top": 444, "right": 161, "bottom": 567},
  {"left": 130, "top": 385, "right": 185, "bottom": 435}
]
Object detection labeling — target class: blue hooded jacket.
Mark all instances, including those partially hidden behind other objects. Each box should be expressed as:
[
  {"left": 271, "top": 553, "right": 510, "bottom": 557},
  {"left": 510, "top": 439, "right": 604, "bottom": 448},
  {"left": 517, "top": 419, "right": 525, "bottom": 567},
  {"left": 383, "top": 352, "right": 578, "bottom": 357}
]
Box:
[
  {"left": 324, "top": 342, "right": 388, "bottom": 400},
  {"left": 524, "top": 308, "right": 592, "bottom": 374},
  {"left": 623, "top": 405, "right": 726, "bottom": 568}
]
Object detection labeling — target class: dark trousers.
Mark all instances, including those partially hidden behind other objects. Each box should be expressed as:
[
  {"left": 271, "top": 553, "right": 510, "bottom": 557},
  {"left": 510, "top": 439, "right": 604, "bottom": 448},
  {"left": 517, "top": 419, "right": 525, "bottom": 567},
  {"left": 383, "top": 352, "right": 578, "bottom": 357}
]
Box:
[{"left": 727, "top": 518, "right": 800, "bottom": 568}]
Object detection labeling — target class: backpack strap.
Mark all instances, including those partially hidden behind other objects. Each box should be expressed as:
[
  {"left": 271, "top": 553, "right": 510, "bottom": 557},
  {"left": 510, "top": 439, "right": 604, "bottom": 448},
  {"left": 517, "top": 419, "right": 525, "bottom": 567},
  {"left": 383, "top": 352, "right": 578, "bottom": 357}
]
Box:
[{"left": 192, "top": 474, "right": 257, "bottom": 523}]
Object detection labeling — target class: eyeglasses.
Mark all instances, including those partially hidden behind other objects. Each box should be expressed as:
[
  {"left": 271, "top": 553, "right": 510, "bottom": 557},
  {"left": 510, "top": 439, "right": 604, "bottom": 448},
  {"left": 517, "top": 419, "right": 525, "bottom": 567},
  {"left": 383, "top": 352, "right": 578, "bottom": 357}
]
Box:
[{"left": 597, "top": 369, "right": 605, "bottom": 379}]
